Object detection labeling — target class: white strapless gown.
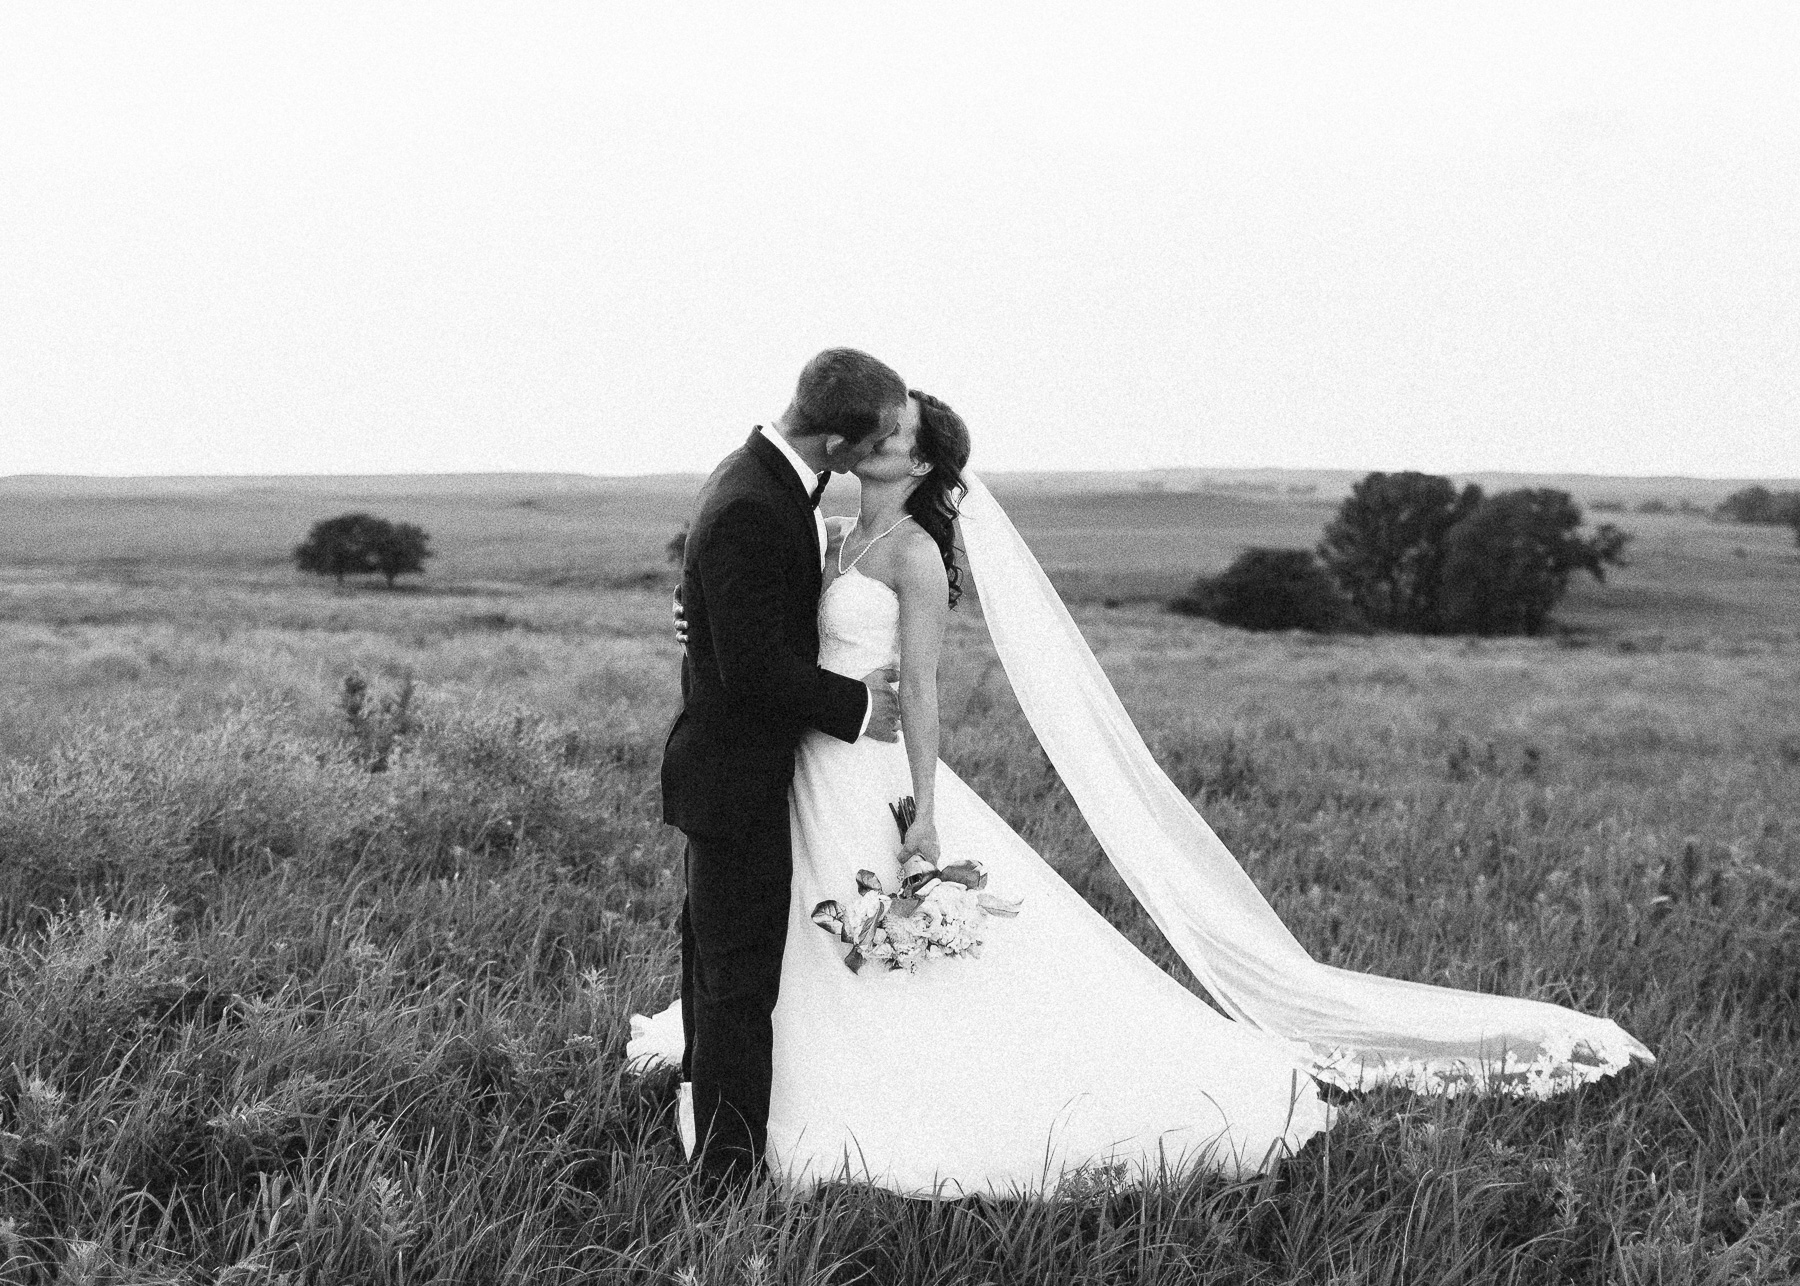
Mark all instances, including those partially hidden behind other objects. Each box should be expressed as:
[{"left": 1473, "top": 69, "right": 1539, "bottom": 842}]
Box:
[{"left": 633, "top": 567, "right": 1335, "bottom": 1197}]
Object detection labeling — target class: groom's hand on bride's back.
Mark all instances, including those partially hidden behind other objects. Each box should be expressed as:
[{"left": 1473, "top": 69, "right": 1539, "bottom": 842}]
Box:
[
  {"left": 861, "top": 667, "right": 901, "bottom": 742},
  {"left": 674, "top": 585, "right": 896, "bottom": 739}
]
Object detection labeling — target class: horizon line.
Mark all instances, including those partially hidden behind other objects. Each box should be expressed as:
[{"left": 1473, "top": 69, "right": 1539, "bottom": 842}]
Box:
[{"left": 5, "top": 465, "right": 1799, "bottom": 486}]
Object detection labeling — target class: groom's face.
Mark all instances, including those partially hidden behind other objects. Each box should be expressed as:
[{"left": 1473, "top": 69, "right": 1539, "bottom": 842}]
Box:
[{"left": 823, "top": 399, "right": 911, "bottom": 473}]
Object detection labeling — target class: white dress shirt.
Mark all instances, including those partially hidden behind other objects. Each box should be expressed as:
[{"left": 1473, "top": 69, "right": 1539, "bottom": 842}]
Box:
[
  {"left": 759, "top": 424, "right": 827, "bottom": 571},
  {"left": 758, "top": 424, "right": 872, "bottom": 737}
]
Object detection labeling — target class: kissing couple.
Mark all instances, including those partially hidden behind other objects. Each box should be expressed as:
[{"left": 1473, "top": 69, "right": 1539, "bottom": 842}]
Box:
[{"left": 631, "top": 348, "right": 1652, "bottom": 1198}]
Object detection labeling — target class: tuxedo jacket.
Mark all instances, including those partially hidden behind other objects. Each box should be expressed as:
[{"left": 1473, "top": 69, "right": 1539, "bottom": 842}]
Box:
[{"left": 660, "top": 430, "right": 870, "bottom": 837}]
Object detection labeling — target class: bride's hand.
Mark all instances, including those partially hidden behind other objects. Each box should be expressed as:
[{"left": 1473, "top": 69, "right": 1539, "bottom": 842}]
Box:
[{"left": 900, "top": 816, "right": 941, "bottom": 866}]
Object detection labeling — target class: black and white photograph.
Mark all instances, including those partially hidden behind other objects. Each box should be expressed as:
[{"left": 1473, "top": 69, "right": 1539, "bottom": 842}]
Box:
[{"left": 2, "top": 4, "right": 1796, "bottom": 1282}]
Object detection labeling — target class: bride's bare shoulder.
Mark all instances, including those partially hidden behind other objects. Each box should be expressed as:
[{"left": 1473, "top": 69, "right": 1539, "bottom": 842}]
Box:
[
  {"left": 892, "top": 517, "right": 937, "bottom": 551},
  {"left": 892, "top": 522, "right": 948, "bottom": 593}
]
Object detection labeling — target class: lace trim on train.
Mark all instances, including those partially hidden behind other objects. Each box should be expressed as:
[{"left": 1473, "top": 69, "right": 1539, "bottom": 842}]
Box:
[{"left": 1306, "top": 1021, "right": 1651, "bottom": 1099}]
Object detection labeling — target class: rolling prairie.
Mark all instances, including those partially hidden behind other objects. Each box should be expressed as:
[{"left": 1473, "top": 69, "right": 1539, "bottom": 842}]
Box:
[
  {"left": 5, "top": 466, "right": 1797, "bottom": 622},
  {"left": 0, "top": 474, "right": 1796, "bottom": 1283}
]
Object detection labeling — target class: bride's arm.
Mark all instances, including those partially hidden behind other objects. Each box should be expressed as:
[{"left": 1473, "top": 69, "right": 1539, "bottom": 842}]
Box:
[{"left": 893, "top": 535, "right": 951, "bottom": 863}]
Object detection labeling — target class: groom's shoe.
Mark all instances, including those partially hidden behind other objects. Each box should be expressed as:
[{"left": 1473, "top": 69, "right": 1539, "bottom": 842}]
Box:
[
  {"left": 688, "top": 1110, "right": 764, "bottom": 1204},
  {"left": 688, "top": 1151, "right": 764, "bottom": 1215}
]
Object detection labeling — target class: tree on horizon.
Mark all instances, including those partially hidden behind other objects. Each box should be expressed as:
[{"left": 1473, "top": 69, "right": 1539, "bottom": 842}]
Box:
[
  {"left": 369, "top": 521, "right": 432, "bottom": 588},
  {"left": 1310, "top": 472, "right": 1632, "bottom": 636},
  {"left": 1318, "top": 471, "right": 1484, "bottom": 632},
  {"left": 1435, "top": 489, "right": 1632, "bottom": 636},
  {"left": 294, "top": 514, "right": 433, "bottom": 588},
  {"left": 1717, "top": 485, "right": 1800, "bottom": 526}
]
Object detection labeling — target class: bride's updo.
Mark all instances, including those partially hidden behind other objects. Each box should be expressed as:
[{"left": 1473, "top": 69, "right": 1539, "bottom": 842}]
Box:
[{"left": 905, "top": 390, "right": 973, "bottom": 608}]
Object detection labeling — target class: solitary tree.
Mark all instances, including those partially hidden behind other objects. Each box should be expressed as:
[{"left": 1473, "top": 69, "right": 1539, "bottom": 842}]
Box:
[
  {"left": 368, "top": 521, "right": 432, "bottom": 587},
  {"left": 1435, "top": 489, "right": 1631, "bottom": 635},
  {"left": 295, "top": 514, "right": 432, "bottom": 588},
  {"left": 294, "top": 514, "right": 382, "bottom": 585},
  {"left": 1318, "top": 472, "right": 1484, "bottom": 632},
  {"left": 1172, "top": 548, "right": 1353, "bottom": 633}
]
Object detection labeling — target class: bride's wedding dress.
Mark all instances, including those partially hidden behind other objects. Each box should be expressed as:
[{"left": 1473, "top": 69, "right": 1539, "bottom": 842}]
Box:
[
  {"left": 630, "top": 475, "right": 1652, "bottom": 1197},
  {"left": 776, "top": 563, "right": 1336, "bottom": 1193}
]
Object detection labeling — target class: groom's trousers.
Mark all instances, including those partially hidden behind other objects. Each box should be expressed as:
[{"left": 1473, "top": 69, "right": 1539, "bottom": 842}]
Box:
[{"left": 678, "top": 806, "right": 791, "bottom": 1181}]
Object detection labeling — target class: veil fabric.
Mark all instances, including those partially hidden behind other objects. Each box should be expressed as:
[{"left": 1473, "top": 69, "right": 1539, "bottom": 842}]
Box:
[{"left": 955, "top": 472, "right": 1652, "bottom": 1095}]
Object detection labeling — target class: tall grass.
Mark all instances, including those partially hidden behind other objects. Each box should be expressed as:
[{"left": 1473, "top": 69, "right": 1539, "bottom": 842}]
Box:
[{"left": 0, "top": 573, "right": 1795, "bottom": 1282}]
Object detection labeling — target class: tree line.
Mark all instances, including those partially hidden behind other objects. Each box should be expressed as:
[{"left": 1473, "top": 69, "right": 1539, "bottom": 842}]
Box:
[
  {"left": 292, "top": 477, "right": 1796, "bottom": 623},
  {"left": 1715, "top": 485, "right": 1800, "bottom": 529},
  {"left": 1175, "top": 472, "right": 1634, "bottom": 637}
]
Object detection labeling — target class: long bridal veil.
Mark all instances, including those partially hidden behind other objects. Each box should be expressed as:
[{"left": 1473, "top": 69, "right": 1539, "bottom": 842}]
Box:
[{"left": 955, "top": 472, "right": 1652, "bottom": 1095}]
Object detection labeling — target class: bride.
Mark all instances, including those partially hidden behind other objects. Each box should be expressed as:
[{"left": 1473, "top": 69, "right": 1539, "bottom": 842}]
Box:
[{"left": 631, "top": 392, "right": 1653, "bottom": 1198}]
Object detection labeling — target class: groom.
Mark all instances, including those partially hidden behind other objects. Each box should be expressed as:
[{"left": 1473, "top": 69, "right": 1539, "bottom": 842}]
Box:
[{"left": 661, "top": 348, "right": 908, "bottom": 1183}]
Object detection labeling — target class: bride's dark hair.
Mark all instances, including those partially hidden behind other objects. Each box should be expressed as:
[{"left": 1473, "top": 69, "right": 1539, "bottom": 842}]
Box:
[{"left": 904, "top": 390, "right": 973, "bottom": 609}]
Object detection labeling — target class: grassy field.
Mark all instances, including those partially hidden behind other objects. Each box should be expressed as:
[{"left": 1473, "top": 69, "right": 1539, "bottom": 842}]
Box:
[{"left": 0, "top": 477, "right": 1797, "bottom": 1282}]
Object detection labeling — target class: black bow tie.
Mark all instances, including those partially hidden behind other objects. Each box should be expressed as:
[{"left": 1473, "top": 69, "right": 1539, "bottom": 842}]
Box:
[{"left": 809, "top": 474, "right": 829, "bottom": 508}]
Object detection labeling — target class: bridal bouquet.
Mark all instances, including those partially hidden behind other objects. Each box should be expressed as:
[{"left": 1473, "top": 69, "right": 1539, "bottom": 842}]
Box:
[{"left": 810, "top": 796, "right": 1021, "bottom": 974}]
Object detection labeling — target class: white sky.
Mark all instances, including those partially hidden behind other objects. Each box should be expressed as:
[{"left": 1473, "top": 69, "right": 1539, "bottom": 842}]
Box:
[{"left": 2, "top": 2, "right": 1796, "bottom": 479}]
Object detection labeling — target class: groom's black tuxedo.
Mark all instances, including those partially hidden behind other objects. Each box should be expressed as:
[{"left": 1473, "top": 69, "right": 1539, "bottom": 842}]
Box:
[
  {"left": 660, "top": 429, "right": 868, "bottom": 1179},
  {"left": 662, "top": 430, "right": 868, "bottom": 833}
]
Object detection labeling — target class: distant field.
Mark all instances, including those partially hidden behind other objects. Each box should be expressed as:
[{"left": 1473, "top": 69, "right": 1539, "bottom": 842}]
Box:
[
  {"left": 9, "top": 465, "right": 1792, "bottom": 507},
  {"left": 3, "top": 470, "right": 1797, "bottom": 635},
  {"left": 0, "top": 484, "right": 684, "bottom": 589}
]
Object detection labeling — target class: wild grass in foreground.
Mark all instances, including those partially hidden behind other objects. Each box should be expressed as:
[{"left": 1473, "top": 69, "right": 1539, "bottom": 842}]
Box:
[{"left": 0, "top": 576, "right": 1796, "bottom": 1283}]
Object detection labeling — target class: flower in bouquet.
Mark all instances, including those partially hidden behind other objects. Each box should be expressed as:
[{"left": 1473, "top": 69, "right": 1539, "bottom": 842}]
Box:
[{"left": 811, "top": 797, "right": 1022, "bottom": 974}]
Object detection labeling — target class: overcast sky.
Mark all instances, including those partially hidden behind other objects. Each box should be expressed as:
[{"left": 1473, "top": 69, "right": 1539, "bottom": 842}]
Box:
[{"left": 2, "top": 3, "right": 1796, "bottom": 479}]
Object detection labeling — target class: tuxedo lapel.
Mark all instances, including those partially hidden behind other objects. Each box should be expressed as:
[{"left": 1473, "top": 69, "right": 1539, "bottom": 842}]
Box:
[{"left": 744, "top": 430, "right": 810, "bottom": 506}]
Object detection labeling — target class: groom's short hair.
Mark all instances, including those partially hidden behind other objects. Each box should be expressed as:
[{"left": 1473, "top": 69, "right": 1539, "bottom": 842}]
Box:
[{"left": 787, "top": 349, "right": 908, "bottom": 443}]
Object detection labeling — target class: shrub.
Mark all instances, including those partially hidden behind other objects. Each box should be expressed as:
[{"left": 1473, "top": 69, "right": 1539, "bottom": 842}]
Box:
[
  {"left": 339, "top": 669, "right": 417, "bottom": 773},
  {"left": 0, "top": 685, "right": 645, "bottom": 925},
  {"left": 0, "top": 703, "right": 387, "bottom": 922},
  {"left": 1172, "top": 548, "right": 1353, "bottom": 633}
]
